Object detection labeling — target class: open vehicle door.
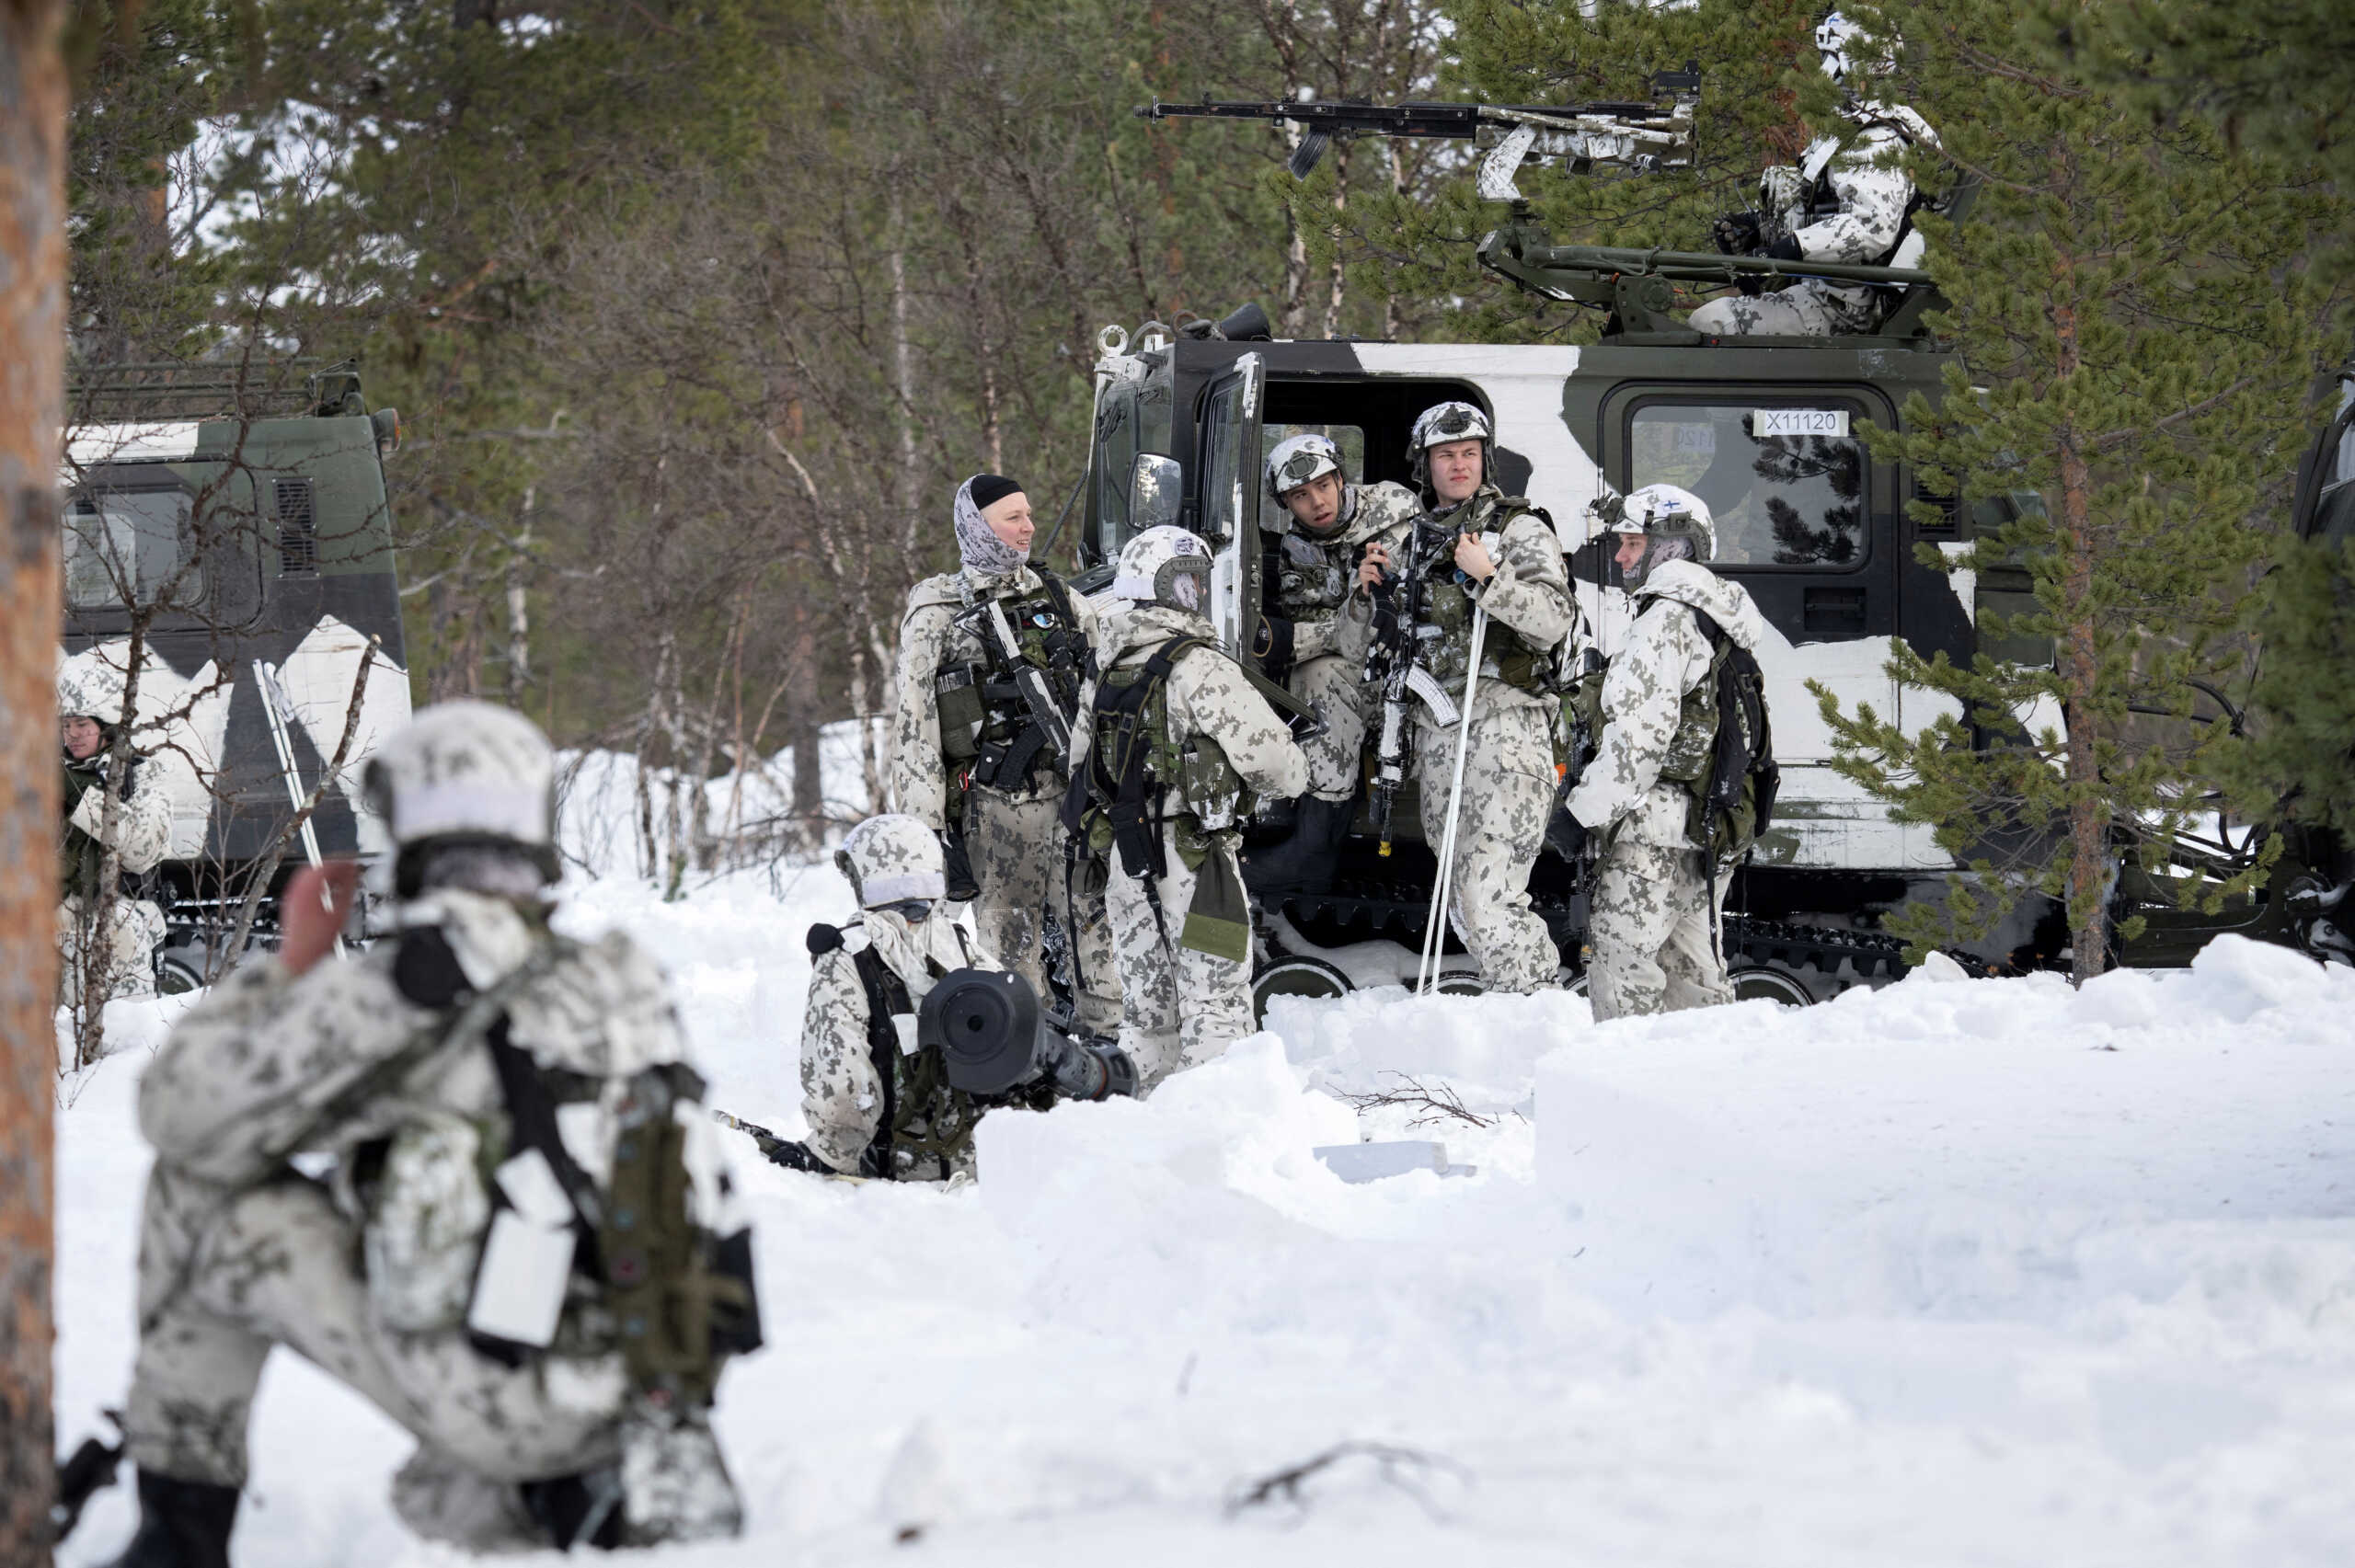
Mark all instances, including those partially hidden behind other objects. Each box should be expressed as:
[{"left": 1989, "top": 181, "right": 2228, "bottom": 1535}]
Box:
[{"left": 1194, "top": 351, "right": 1265, "bottom": 655}]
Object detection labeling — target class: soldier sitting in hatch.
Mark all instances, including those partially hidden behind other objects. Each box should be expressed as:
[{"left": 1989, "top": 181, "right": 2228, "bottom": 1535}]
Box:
[
  {"left": 1690, "top": 11, "right": 1937, "bottom": 338},
  {"left": 1241, "top": 434, "right": 1422, "bottom": 902}
]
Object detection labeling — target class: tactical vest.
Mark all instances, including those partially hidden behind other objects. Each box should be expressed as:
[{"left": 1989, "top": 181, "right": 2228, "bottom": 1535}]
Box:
[
  {"left": 367, "top": 926, "right": 763, "bottom": 1405},
  {"left": 1062, "top": 635, "right": 1248, "bottom": 885},
  {"left": 934, "top": 568, "right": 1090, "bottom": 795},
  {"left": 1272, "top": 526, "right": 1354, "bottom": 620},
  {"left": 1416, "top": 499, "right": 1556, "bottom": 697},
  {"left": 59, "top": 755, "right": 144, "bottom": 903},
  {"left": 807, "top": 921, "right": 1049, "bottom": 1180}
]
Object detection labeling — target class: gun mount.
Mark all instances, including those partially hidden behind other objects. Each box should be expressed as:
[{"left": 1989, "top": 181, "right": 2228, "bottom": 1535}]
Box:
[{"left": 1476, "top": 223, "right": 1943, "bottom": 344}]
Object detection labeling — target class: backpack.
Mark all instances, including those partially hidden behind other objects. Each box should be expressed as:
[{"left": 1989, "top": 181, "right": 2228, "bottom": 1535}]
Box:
[
  {"left": 1683, "top": 608, "right": 1780, "bottom": 868},
  {"left": 365, "top": 925, "right": 763, "bottom": 1409}
]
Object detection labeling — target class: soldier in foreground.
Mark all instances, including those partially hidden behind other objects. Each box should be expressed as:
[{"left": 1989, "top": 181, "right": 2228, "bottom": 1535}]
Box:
[
  {"left": 1066, "top": 526, "right": 1307, "bottom": 1089},
  {"left": 1242, "top": 434, "right": 1421, "bottom": 901},
  {"left": 58, "top": 658, "right": 171, "bottom": 1001},
  {"left": 102, "top": 701, "right": 757, "bottom": 1563},
  {"left": 1565, "top": 486, "right": 1769, "bottom": 1017},
  {"left": 1339, "top": 402, "right": 1576, "bottom": 993},
  {"left": 1690, "top": 11, "right": 1936, "bottom": 337},
  {"left": 890, "top": 474, "right": 1118, "bottom": 1032}
]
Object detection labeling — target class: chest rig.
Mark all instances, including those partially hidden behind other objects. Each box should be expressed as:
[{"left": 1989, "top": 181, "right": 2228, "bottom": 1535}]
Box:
[
  {"left": 1413, "top": 497, "right": 1555, "bottom": 697},
  {"left": 933, "top": 569, "right": 1090, "bottom": 795}
]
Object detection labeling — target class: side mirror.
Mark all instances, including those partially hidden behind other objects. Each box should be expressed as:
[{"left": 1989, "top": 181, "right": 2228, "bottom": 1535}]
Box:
[
  {"left": 1130, "top": 453, "right": 1182, "bottom": 533},
  {"left": 371, "top": 407, "right": 402, "bottom": 457}
]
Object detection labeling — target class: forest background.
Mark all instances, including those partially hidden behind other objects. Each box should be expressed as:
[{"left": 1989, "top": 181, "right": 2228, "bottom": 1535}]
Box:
[{"left": 65, "top": 0, "right": 2351, "bottom": 884}]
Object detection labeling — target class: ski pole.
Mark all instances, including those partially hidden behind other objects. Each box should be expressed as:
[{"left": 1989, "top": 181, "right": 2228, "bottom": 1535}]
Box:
[
  {"left": 1419, "top": 600, "right": 1488, "bottom": 995},
  {"left": 256, "top": 660, "right": 347, "bottom": 961}
]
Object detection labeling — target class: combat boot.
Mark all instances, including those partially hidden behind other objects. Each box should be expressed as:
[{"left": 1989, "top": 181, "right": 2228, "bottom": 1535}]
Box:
[{"left": 102, "top": 1470, "right": 238, "bottom": 1568}]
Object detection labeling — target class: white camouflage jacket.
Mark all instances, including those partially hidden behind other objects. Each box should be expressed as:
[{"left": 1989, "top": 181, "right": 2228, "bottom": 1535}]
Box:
[
  {"left": 63, "top": 749, "right": 172, "bottom": 884},
  {"left": 890, "top": 565, "right": 1103, "bottom": 826},
  {"left": 1565, "top": 560, "right": 1768, "bottom": 850},
  {"left": 1268, "top": 481, "right": 1421, "bottom": 665},
  {"left": 797, "top": 909, "right": 988, "bottom": 1178},
  {"left": 1764, "top": 102, "right": 1936, "bottom": 304}
]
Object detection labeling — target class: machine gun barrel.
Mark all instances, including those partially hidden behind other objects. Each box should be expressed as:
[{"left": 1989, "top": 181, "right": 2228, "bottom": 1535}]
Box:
[
  {"left": 1522, "top": 242, "right": 1932, "bottom": 291},
  {"left": 1139, "top": 99, "right": 1672, "bottom": 137}
]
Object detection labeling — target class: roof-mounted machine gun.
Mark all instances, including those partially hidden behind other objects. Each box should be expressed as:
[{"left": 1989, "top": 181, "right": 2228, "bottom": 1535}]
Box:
[
  {"left": 1142, "top": 69, "right": 1951, "bottom": 345},
  {"left": 1139, "top": 65, "right": 1700, "bottom": 201}
]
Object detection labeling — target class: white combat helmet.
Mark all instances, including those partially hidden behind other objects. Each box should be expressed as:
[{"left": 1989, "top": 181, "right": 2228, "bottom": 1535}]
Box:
[
  {"left": 1608, "top": 482, "right": 1717, "bottom": 589},
  {"left": 1407, "top": 400, "right": 1492, "bottom": 486},
  {"left": 362, "top": 700, "right": 559, "bottom": 882},
  {"left": 56, "top": 655, "right": 129, "bottom": 729},
  {"left": 1110, "top": 524, "right": 1214, "bottom": 614},
  {"left": 835, "top": 813, "right": 948, "bottom": 910},
  {"left": 1815, "top": 10, "right": 1890, "bottom": 82},
  {"left": 1265, "top": 433, "right": 1344, "bottom": 500}
]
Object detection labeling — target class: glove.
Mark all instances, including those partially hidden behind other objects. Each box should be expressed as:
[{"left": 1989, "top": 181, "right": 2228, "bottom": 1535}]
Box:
[
  {"left": 1763, "top": 231, "right": 1803, "bottom": 261},
  {"left": 1711, "top": 210, "right": 1763, "bottom": 256}
]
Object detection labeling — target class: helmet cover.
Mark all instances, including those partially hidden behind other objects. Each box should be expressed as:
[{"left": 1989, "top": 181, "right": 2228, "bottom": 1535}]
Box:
[
  {"left": 835, "top": 813, "right": 948, "bottom": 909},
  {"left": 1266, "top": 433, "right": 1345, "bottom": 501},
  {"left": 1111, "top": 525, "right": 1214, "bottom": 614},
  {"left": 362, "top": 700, "right": 557, "bottom": 873}
]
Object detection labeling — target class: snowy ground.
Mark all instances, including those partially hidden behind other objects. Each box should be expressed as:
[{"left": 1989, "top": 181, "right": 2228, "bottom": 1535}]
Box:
[{"left": 52, "top": 862, "right": 2355, "bottom": 1566}]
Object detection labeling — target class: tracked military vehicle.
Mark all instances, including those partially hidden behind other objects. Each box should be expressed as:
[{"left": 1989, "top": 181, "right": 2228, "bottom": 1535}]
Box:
[
  {"left": 61, "top": 361, "right": 413, "bottom": 988},
  {"left": 1071, "top": 104, "right": 2338, "bottom": 1010}
]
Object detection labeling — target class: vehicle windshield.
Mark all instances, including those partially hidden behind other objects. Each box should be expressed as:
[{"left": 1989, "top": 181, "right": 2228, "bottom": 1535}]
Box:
[{"left": 1630, "top": 402, "right": 1868, "bottom": 568}]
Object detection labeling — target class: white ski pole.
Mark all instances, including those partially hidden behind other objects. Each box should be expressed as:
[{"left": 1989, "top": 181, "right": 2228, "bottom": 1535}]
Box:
[
  {"left": 1419, "top": 600, "right": 1488, "bottom": 995},
  {"left": 257, "top": 660, "right": 348, "bottom": 961}
]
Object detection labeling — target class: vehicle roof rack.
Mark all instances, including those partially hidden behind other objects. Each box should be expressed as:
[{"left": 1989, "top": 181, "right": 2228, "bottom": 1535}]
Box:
[{"left": 64, "top": 358, "right": 364, "bottom": 422}]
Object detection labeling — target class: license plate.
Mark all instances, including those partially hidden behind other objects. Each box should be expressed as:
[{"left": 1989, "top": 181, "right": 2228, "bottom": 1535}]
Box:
[{"left": 1752, "top": 407, "right": 1850, "bottom": 439}]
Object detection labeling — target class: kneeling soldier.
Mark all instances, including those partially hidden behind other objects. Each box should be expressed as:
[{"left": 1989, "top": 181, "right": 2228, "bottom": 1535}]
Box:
[
  {"left": 1065, "top": 527, "right": 1308, "bottom": 1090},
  {"left": 794, "top": 813, "right": 1133, "bottom": 1181},
  {"left": 103, "top": 701, "right": 759, "bottom": 1563}
]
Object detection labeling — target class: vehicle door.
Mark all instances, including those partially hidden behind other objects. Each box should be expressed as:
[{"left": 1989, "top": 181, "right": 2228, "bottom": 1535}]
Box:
[{"left": 1192, "top": 351, "right": 1265, "bottom": 655}]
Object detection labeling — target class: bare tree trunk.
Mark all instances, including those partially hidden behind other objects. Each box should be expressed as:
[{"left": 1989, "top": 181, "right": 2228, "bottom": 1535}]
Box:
[
  {"left": 2052, "top": 292, "right": 2108, "bottom": 986},
  {"left": 0, "top": 0, "right": 66, "bottom": 1550},
  {"left": 1383, "top": 140, "right": 1407, "bottom": 340},
  {"left": 888, "top": 191, "right": 920, "bottom": 521},
  {"left": 1322, "top": 145, "right": 1349, "bottom": 339},
  {"left": 505, "top": 487, "right": 532, "bottom": 710}
]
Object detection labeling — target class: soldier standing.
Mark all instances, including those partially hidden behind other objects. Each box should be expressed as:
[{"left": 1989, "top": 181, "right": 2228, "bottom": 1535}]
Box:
[
  {"left": 100, "top": 702, "right": 757, "bottom": 1562},
  {"left": 1340, "top": 402, "right": 1576, "bottom": 993},
  {"left": 1565, "top": 486, "right": 1770, "bottom": 1018},
  {"left": 57, "top": 658, "right": 172, "bottom": 1001},
  {"left": 1065, "top": 526, "right": 1307, "bottom": 1089},
  {"left": 890, "top": 474, "right": 1119, "bottom": 1034},
  {"left": 1690, "top": 11, "right": 1936, "bottom": 338},
  {"left": 1241, "top": 434, "right": 1421, "bottom": 901}
]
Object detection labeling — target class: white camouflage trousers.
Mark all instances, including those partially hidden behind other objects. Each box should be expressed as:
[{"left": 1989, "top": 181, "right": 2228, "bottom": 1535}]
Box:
[
  {"left": 1415, "top": 703, "right": 1561, "bottom": 994},
  {"left": 1291, "top": 651, "right": 1370, "bottom": 803},
  {"left": 124, "top": 1163, "right": 627, "bottom": 1494},
  {"left": 56, "top": 894, "right": 164, "bottom": 1001},
  {"left": 1587, "top": 839, "right": 1734, "bottom": 1020},
  {"left": 1104, "top": 821, "right": 1256, "bottom": 1091},
  {"left": 963, "top": 787, "right": 1119, "bottom": 1033}
]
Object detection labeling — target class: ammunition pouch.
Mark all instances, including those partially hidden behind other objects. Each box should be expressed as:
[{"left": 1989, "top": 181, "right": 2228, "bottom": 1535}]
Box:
[
  {"left": 934, "top": 666, "right": 985, "bottom": 766},
  {"left": 1178, "top": 836, "right": 1252, "bottom": 964}
]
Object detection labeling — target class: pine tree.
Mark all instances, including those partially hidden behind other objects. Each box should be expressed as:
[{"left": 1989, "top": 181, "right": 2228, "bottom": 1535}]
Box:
[
  {"left": 2230, "top": 534, "right": 2355, "bottom": 835},
  {"left": 1808, "top": 0, "right": 2342, "bottom": 982}
]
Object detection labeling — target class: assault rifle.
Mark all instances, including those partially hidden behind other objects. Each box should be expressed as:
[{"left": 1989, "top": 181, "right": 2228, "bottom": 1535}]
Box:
[
  {"left": 1140, "top": 70, "right": 1697, "bottom": 200},
  {"left": 1363, "top": 516, "right": 1466, "bottom": 856},
  {"left": 951, "top": 597, "right": 1086, "bottom": 791}
]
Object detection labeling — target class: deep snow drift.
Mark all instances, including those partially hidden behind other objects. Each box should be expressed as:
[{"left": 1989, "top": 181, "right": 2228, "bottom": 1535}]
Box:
[{"left": 52, "top": 863, "right": 2355, "bottom": 1566}]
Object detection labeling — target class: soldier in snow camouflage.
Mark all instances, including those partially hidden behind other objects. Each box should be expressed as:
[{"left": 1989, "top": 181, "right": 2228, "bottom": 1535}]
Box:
[
  {"left": 105, "top": 703, "right": 751, "bottom": 1563},
  {"left": 1072, "top": 527, "right": 1307, "bottom": 1089},
  {"left": 798, "top": 813, "right": 1029, "bottom": 1181},
  {"left": 1242, "top": 434, "right": 1422, "bottom": 900},
  {"left": 890, "top": 474, "right": 1119, "bottom": 1034},
  {"left": 1566, "top": 486, "right": 1769, "bottom": 1019},
  {"left": 1689, "top": 12, "right": 1935, "bottom": 338},
  {"left": 1338, "top": 403, "right": 1577, "bottom": 993},
  {"left": 57, "top": 656, "right": 171, "bottom": 1001}
]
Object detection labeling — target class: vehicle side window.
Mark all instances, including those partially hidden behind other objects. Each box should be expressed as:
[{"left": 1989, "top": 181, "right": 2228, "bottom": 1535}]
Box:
[
  {"left": 1093, "top": 387, "right": 1137, "bottom": 559},
  {"left": 1256, "top": 422, "right": 1366, "bottom": 532},
  {"left": 1201, "top": 382, "right": 1242, "bottom": 541},
  {"left": 1630, "top": 403, "right": 1869, "bottom": 569},
  {"left": 64, "top": 486, "right": 203, "bottom": 611}
]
